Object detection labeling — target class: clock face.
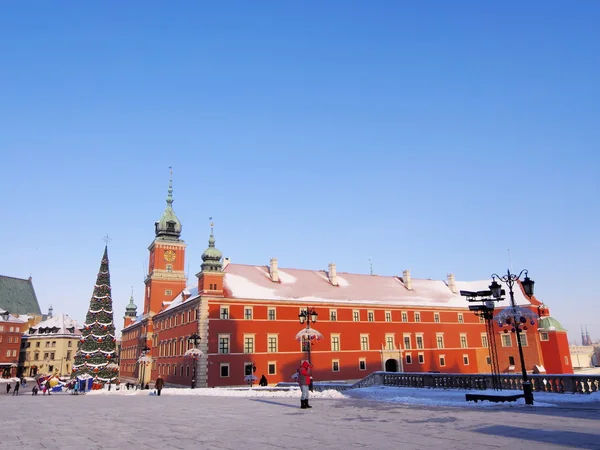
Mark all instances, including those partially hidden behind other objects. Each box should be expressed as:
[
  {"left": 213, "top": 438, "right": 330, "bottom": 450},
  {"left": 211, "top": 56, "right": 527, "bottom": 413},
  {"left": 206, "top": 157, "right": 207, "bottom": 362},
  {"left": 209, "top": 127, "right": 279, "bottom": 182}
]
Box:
[{"left": 164, "top": 250, "right": 176, "bottom": 263}]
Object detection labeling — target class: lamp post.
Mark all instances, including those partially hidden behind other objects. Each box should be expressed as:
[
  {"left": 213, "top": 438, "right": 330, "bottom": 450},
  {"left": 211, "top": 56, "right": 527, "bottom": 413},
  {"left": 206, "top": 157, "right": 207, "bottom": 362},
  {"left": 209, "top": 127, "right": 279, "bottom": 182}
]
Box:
[
  {"left": 298, "top": 308, "right": 318, "bottom": 364},
  {"left": 0, "top": 310, "right": 10, "bottom": 321},
  {"left": 139, "top": 345, "right": 150, "bottom": 389},
  {"left": 187, "top": 334, "right": 201, "bottom": 389},
  {"left": 489, "top": 269, "right": 536, "bottom": 405}
]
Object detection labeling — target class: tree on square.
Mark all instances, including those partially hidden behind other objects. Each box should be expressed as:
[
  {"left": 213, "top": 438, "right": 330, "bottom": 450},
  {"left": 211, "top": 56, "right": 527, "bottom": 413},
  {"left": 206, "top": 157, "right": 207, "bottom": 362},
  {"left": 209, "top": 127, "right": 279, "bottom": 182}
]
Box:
[{"left": 71, "top": 245, "right": 119, "bottom": 384}]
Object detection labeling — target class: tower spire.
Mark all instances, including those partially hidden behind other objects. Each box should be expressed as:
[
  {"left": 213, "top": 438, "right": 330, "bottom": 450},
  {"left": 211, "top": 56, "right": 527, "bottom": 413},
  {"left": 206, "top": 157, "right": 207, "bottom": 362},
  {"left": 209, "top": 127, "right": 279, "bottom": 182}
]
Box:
[
  {"left": 154, "top": 167, "right": 182, "bottom": 239},
  {"left": 201, "top": 217, "right": 223, "bottom": 272}
]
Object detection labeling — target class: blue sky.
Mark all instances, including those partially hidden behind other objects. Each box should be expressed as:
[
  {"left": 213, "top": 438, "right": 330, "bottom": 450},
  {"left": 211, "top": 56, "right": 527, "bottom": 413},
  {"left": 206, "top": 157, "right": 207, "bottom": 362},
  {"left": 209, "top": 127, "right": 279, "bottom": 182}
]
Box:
[{"left": 1, "top": 1, "right": 598, "bottom": 344}]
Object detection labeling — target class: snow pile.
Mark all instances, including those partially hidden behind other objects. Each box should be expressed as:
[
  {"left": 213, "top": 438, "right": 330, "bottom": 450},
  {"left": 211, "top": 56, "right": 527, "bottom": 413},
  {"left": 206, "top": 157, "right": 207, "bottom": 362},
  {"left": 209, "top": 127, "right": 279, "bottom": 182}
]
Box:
[{"left": 88, "top": 386, "right": 345, "bottom": 399}]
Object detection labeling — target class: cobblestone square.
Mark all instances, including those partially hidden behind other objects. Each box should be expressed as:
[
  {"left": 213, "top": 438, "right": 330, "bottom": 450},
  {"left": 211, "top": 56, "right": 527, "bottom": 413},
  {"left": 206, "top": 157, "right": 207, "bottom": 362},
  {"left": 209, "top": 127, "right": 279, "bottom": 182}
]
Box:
[{"left": 1, "top": 391, "right": 600, "bottom": 449}]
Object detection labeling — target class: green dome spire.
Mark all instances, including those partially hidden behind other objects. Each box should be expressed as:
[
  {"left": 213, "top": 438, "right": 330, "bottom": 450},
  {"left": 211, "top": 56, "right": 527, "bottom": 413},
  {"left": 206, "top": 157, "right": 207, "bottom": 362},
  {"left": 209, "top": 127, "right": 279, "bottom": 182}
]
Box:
[
  {"left": 155, "top": 167, "right": 182, "bottom": 240},
  {"left": 125, "top": 288, "right": 137, "bottom": 318},
  {"left": 201, "top": 218, "right": 223, "bottom": 272}
]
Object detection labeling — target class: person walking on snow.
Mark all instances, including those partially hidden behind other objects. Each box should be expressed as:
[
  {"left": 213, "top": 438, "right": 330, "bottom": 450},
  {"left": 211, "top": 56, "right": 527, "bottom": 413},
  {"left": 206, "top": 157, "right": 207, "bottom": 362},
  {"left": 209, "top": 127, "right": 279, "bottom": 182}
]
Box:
[
  {"left": 297, "top": 361, "right": 313, "bottom": 409},
  {"left": 12, "top": 382, "right": 19, "bottom": 395},
  {"left": 155, "top": 375, "right": 164, "bottom": 396}
]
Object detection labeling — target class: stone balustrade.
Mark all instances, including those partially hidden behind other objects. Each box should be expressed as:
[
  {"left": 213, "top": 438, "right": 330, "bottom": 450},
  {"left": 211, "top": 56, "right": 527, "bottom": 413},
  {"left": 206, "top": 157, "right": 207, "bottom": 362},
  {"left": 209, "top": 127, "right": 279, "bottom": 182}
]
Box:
[{"left": 349, "top": 371, "right": 600, "bottom": 394}]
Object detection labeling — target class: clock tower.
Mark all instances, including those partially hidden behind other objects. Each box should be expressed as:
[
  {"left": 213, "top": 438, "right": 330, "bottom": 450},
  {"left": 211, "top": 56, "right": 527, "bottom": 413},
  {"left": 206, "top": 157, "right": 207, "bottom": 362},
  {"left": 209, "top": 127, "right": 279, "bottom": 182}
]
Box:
[{"left": 144, "top": 171, "right": 187, "bottom": 315}]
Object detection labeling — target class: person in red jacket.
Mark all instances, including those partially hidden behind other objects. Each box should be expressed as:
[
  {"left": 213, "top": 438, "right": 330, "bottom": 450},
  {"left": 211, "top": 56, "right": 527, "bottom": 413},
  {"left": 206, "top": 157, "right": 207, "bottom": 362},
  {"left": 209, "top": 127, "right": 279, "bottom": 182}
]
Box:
[{"left": 297, "top": 360, "right": 313, "bottom": 409}]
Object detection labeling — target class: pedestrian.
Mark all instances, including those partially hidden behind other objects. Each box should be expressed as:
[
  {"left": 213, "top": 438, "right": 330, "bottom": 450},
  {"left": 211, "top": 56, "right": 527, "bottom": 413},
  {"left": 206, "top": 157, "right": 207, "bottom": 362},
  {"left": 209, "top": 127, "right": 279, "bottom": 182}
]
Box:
[
  {"left": 297, "top": 360, "right": 314, "bottom": 409},
  {"left": 155, "top": 375, "right": 164, "bottom": 396},
  {"left": 13, "top": 382, "right": 19, "bottom": 395},
  {"left": 259, "top": 374, "right": 268, "bottom": 387},
  {"left": 6, "top": 382, "right": 11, "bottom": 395},
  {"left": 31, "top": 385, "right": 38, "bottom": 396}
]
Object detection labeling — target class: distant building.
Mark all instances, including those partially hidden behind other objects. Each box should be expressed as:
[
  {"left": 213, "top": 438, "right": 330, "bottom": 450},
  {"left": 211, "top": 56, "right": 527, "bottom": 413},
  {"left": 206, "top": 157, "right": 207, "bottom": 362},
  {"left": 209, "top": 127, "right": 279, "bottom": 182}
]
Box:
[
  {"left": 0, "top": 309, "right": 26, "bottom": 378},
  {"left": 119, "top": 175, "right": 574, "bottom": 387},
  {"left": 20, "top": 313, "right": 81, "bottom": 377}
]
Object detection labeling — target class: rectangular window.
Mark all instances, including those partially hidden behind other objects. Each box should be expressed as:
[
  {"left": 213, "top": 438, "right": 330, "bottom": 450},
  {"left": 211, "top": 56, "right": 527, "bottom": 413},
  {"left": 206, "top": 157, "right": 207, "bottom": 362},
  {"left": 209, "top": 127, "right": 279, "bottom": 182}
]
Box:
[
  {"left": 268, "top": 362, "right": 276, "bottom": 375},
  {"left": 244, "top": 363, "right": 255, "bottom": 376},
  {"left": 403, "top": 335, "right": 411, "bottom": 350},
  {"left": 479, "top": 315, "right": 485, "bottom": 324},
  {"left": 463, "top": 355, "right": 469, "bottom": 365},
  {"left": 360, "top": 335, "right": 369, "bottom": 351},
  {"left": 66, "top": 351, "right": 72, "bottom": 360},
  {"left": 268, "top": 307, "right": 276, "bottom": 321},
  {"left": 436, "top": 335, "right": 444, "bottom": 349},
  {"left": 244, "top": 336, "right": 254, "bottom": 353},
  {"left": 418, "top": 353, "right": 424, "bottom": 364},
  {"left": 385, "top": 335, "right": 395, "bottom": 350},
  {"left": 218, "top": 336, "right": 230, "bottom": 354},
  {"left": 332, "top": 360, "right": 340, "bottom": 372},
  {"left": 52, "top": 341, "right": 56, "bottom": 347},
  {"left": 244, "top": 307, "right": 253, "bottom": 320},
  {"left": 406, "top": 354, "right": 412, "bottom": 364},
  {"left": 509, "top": 356, "right": 515, "bottom": 365},
  {"left": 460, "top": 334, "right": 468, "bottom": 348},
  {"left": 439, "top": 355, "right": 446, "bottom": 367},
  {"left": 44, "top": 352, "right": 48, "bottom": 359},
  {"left": 401, "top": 312, "right": 408, "bottom": 323},
  {"left": 540, "top": 332, "right": 549, "bottom": 341},
  {"left": 186, "top": 366, "right": 190, "bottom": 377},
  {"left": 12, "top": 350, "right": 17, "bottom": 357},
  {"left": 353, "top": 310, "right": 360, "bottom": 322},
  {"left": 519, "top": 333, "right": 528, "bottom": 347},
  {"left": 268, "top": 335, "right": 278, "bottom": 353},
  {"left": 481, "top": 334, "right": 489, "bottom": 348},
  {"left": 68, "top": 341, "right": 72, "bottom": 347},
  {"left": 502, "top": 334, "right": 512, "bottom": 347},
  {"left": 331, "top": 335, "right": 340, "bottom": 352},
  {"left": 416, "top": 335, "right": 424, "bottom": 349},
  {"left": 367, "top": 311, "right": 374, "bottom": 322},
  {"left": 414, "top": 312, "right": 421, "bottom": 323},
  {"left": 220, "top": 363, "right": 230, "bottom": 378},
  {"left": 434, "top": 313, "right": 440, "bottom": 323},
  {"left": 458, "top": 313, "right": 464, "bottom": 324},
  {"left": 359, "top": 359, "right": 366, "bottom": 371},
  {"left": 486, "top": 356, "right": 491, "bottom": 365},
  {"left": 385, "top": 311, "right": 392, "bottom": 322},
  {"left": 166, "top": 264, "right": 173, "bottom": 272},
  {"left": 329, "top": 309, "right": 337, "bottom": 321},
  {"left": 45, "top": 342, "right": 50, "bottom": 348},
  {"left": 220, "top": 306, "right": 229, "bottom": 320},
  {"left": 165, "top": 289, "right": 172, "bottom": 296}
]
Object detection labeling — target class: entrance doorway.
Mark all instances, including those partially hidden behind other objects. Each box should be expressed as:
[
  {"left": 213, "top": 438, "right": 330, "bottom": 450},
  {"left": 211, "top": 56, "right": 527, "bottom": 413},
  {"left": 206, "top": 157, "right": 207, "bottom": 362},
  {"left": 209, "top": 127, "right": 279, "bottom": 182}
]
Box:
[{"left": 385, "top": 359, "right": 398, "bottom": 372}]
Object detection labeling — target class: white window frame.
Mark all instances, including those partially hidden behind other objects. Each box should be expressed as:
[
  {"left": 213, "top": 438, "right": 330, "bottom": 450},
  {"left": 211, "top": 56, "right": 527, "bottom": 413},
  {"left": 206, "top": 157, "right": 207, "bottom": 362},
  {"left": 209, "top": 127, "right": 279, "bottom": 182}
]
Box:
[
  {"left": 220, "top": 305, "right": 230, "bottom": 320},
  {"left": 540, "top": 332, "right": 549, "bottom": 341},
  {"left": 434, "top": 312, "right": 440, "bottom": 323},
  {"left": 458, "top": 313, "right": 464, "bottom": 324},
  {"left": 218, "top": 334, "right": 231, "bottom": 354},
  {"left": 405, "top": 353, "right": 412, "bottom": 364},
  {"left": 403, "top": 333, "right": 412, "bottom": 350},
  {"left": 384, "top": 311, "right": 392, "bottom": 322},
  {"left": 220, "top": 363, "right": 230, "bottom": 378},
  {"left": 332, "top": 359, "right": 340, "bottom": 372},
  {"left": 267, "top": 334, "right": 278, "bottom": 353},
  {"left": 436, "top": 333, "right": 444, "bottom": 349},
  {"left": 439, "top": 354, "right": 446, "bottom": 367},
  {"left": 481, "top": 333, "right": 489, "bottom": 348},
  {"left": 367, "top": 310, "right": 375, "bottom": 322},
  {"left": 329, "top": 309, "right": 337, "bottom": 321},
  {"left": 267, "top": 307, "right": 276, "bottom": 321},
  {"left": 401, "top": 311, "right": 408, "bottom": 322},
  {"left": 385, "top": 333, "right": 395, "bottom": 350},
  {"left": 418, "top": 352, "right": 424, "bottom": 364},
  {"left": 463, "top": 354, "right": 470, "bottom": 365},
  {"left": 360, "top": 334, "right": 369, "bottom": 351},
  {"left": 331, "top": 334, "right": 341, "bottom": 352},
  {"left": 518, "top": 333, "right": 528, "bottom": 347},
  {"left": 501, "top": 334, "right": 512, "bottom": 347},
  {"left": 359, "top": 358, "right": 367, "bottom": 371},
  {"left": 243, "top": 306, "right": 253, "bottom": 320},
  {"left": 414, "top": 311, "right": 421, "bottom": 323},
  {"left": 415, "top": 334, "right": 424, "bottom": 349},
  {"left": 268, "top": 361, "right": 277, "bottom": 375},
  {"left": 460, "top": 333, "right": 468, "bottom": 349},
  {"left": 243, "top": 334, "right": 255, "bottom": 353}
]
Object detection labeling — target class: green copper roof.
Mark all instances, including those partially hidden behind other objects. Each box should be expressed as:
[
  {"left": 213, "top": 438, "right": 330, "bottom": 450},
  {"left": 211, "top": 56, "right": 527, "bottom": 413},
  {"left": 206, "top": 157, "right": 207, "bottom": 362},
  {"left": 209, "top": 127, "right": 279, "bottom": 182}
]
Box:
[
  {"left": 538, "top": 316, "right": 566, "bottom": 332},
  {"left": 125, "top": 292, "right": 137, "bottom": 316},
  {"left": 0, "top": 275, "right": 42, "bottom": 315},
  {"left": 155, "top": 170, "right": 182, "bottom": 239},
  {"left": 201, "top": 223, "right": 223, "bottom": 272}
]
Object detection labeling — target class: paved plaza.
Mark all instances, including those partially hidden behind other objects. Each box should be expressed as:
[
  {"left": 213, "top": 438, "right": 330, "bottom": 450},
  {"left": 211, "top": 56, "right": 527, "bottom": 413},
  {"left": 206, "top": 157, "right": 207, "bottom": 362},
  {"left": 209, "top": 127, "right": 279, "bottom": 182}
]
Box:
[{"left": 1, "top": 390, "right": 599, "bottom": 450}]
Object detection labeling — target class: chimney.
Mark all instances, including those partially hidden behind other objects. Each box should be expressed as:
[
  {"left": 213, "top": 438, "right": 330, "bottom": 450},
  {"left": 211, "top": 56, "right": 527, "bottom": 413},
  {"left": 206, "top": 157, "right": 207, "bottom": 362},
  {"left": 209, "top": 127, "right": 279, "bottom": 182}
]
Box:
[
  {"left": 328, "top": 263, "right": 338, "bottom": 286},
  {"left": 402, "top": 269, "right": 412, "bottom": 290},
  {"left": 223, "top": 257, "right": 231, "bottom": 270},
  {"left": 269, "top": 257, "right": 279, "bottom": 283},
  {"left": 447, "top": 273, "right": 457, "bottom": 293}
]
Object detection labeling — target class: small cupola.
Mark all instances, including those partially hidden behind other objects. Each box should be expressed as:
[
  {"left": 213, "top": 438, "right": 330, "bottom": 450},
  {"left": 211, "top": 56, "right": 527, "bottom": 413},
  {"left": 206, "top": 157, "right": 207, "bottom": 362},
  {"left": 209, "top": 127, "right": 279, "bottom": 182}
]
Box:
[
  {"left": 125, "top": 290, "right": 137, "bottom": 318},
  {"left": 201, "top": 219, "right": 223, "bottom": 273}
]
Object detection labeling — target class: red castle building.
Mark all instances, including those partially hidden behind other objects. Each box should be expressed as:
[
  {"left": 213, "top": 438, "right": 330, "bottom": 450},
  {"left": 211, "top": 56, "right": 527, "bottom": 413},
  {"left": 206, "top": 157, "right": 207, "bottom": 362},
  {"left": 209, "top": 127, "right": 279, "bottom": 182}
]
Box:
[{"left": 119, "top": 178, "right": 573, "bottom": 387}]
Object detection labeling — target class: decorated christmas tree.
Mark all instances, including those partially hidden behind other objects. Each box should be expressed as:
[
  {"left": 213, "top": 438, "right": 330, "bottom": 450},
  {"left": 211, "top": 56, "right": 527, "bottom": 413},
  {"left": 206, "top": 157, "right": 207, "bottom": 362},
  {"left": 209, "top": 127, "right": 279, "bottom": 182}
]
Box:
[{"left": 72, "top": 246, "right": 119, "bottom": 384}]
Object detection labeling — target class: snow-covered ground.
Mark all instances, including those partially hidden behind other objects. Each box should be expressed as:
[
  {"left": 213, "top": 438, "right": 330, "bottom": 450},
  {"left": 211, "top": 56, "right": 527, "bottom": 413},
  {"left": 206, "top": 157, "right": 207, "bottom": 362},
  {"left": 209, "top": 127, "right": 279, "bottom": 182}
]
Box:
[{"left": 87, "top": 384, "right": 600, "bottom": 408}]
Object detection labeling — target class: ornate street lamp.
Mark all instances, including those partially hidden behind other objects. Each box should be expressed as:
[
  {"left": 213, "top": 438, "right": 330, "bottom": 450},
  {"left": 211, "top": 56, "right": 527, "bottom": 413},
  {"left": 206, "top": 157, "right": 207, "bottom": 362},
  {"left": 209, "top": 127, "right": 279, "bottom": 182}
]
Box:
[
  {"left": 490, "top": 269, "right": 536, "bottom": 405},
  {"left": 186, "top": 334, "right": 202, "bottom": 389},
  {"left": 0, "top": 310, "right": 10, "bottom": 321},
  {"left": 297, "top": 308, "right": 319, "bottom": 364}
]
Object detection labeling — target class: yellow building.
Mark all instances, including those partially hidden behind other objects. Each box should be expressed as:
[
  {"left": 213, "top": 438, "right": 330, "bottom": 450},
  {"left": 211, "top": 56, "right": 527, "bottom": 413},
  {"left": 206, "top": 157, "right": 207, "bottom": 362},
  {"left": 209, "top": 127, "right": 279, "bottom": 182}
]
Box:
[{"left": 21, "top": 313, "right": 81, "bottom": 377}]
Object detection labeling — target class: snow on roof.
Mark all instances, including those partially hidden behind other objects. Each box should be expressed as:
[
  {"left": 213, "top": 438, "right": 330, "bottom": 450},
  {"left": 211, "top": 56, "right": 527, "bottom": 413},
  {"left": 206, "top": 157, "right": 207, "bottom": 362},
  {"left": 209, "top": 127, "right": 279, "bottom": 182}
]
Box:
[
  {"left": 222, "top": 264, "right": 536, "bottom": 309},
  {"left": 26, "top": 313, "right": 81, "bottom": 336},
  {"left": 0, "top": 308, "right": 26, "bottom": 323},
  {"left": 162, "top": 285, "right": 200, "bottom": 312}
]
